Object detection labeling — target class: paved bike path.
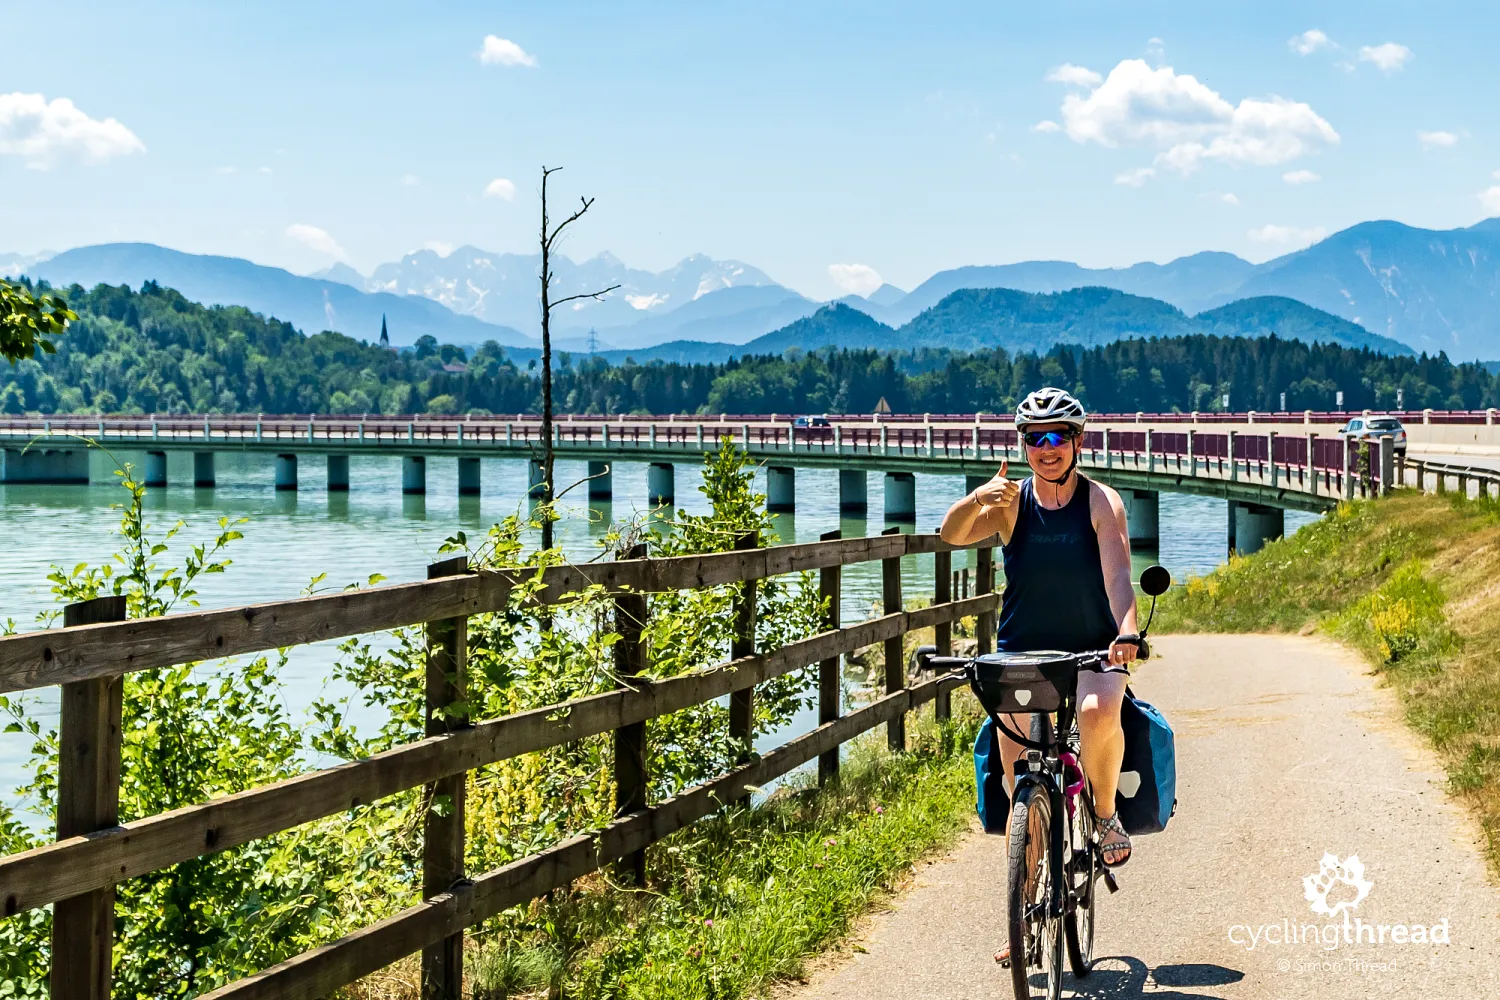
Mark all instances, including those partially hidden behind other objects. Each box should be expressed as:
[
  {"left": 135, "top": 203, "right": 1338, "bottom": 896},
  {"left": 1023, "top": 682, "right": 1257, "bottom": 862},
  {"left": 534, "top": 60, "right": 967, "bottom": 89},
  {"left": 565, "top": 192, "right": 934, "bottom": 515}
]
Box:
[{"left": 786, "top": 634, "right": 1500, "bottom": 999}]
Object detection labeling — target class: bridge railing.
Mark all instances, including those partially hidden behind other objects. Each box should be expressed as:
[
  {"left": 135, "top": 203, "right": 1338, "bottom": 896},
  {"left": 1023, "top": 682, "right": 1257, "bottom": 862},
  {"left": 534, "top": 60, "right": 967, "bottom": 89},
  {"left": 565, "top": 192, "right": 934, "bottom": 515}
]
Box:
[{"left": 0, "top": 529, "right": 1000, "bottom": 1000}]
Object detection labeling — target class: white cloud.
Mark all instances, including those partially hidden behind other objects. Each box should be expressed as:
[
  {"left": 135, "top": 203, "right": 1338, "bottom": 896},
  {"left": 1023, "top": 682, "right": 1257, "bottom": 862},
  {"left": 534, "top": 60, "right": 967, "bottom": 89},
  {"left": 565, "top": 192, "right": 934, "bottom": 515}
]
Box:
[
  {"left": 828, "top": 263, "right": 883, "bottom": 297},
  {"left": 1289, "top": 29, "right": 1332, "bottom": 56},
  {"left": 214, "top": 165, "right": 237, "bottom": 175},
  {"left": 1220, "top": 192, "right": 1240, "bottom": 206},
  {"left": 1359, "top": 43, "right": 1412, "bottom": 73},
  {"left": 1032, "top": 120, "right": 1062, "bottom": 133},
  {"left": 1114, "top": 166, "right": 1155, "bottom": 187},
  {"left": 258, "top": 166, "right": 273, "bottom": 174},
  {"left": 1057, "top": 59, "right": 1338, "bottom": 175},
  {"left": 424, "top": 241, "right": 454, "bottom": 257},
  {"left": 286, "top": 223, "right": 347, "bottom": 261},
  {"left": 1283, "top": 169, "right": 1321, "bottom": 184},
  {"left": 1418, "top": 130, "right": 1458, "bottom": 148},
  {"left": 1247, "top": 223, "right": 1327, "bottom": 247},
  {"left": 483, "top": 177, "right": 516, "bottom": 200},
  {"left": 1045, "top": 63, "right": 1102, "bottom": 88},
  {"left": 401, "top": 173, "right": 420, "bottom": 187},
  {"left": 0, "top": 92, "right": 145, "bottom": 169},
  {"left": 478, "top": 35, "right": 537, "bottom": 67},
  {"left": 1479, "top": 187, "right": 1500, "bottom": 216}
]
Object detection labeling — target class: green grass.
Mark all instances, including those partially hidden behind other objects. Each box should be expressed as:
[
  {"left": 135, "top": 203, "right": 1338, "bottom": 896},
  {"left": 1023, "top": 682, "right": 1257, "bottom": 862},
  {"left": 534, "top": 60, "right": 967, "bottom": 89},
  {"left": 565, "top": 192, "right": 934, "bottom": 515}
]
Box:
[
  {"left": 1159, "top": 489, "right": 1500, "bottom": 871},
  {"left": 341, "top": 702, "right": 985, "bottom": 1000}
]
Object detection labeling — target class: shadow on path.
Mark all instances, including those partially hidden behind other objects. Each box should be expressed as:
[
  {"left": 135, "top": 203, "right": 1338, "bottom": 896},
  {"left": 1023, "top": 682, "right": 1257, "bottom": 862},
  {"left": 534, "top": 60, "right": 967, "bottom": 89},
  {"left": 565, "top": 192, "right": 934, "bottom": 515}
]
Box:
[{"left": 1030, "top": 956, "right": 1244, "bottom": 998}]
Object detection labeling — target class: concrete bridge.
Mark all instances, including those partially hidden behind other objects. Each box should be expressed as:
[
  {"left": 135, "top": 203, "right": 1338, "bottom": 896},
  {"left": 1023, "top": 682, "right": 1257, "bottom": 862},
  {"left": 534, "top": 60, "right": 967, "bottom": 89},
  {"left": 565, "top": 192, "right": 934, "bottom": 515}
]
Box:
[{"left": 4, "top": 411, "right": 1497, "bottom": 554}]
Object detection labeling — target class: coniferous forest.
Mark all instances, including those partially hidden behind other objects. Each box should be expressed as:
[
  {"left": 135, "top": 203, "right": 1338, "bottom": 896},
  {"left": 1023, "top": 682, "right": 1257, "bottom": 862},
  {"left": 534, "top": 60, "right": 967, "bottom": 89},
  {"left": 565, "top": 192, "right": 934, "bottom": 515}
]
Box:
[{"left": 3, "top": 280, "right": 1497, "bottom": 417}]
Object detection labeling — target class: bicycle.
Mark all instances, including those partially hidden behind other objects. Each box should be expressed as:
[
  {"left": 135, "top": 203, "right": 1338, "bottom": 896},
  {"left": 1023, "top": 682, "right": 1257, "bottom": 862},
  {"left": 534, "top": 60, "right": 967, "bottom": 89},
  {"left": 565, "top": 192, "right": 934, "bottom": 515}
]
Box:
[{"left": 914, "top": 564, "right": 1171, "bottom": 1000}]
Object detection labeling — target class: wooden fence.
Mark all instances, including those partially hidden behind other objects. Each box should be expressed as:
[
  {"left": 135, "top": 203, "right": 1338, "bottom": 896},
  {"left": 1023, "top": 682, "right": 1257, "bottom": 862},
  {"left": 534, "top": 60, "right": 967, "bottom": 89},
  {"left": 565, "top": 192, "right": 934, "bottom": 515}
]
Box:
[{"left": 0, "top": 529, "right": 999, "bottom": 1000}]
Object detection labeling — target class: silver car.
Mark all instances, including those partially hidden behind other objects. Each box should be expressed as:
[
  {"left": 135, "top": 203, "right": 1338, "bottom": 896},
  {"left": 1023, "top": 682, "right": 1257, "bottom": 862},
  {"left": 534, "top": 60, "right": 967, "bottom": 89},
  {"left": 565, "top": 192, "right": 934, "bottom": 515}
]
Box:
[{"left": 1338, "top": 414, "right": 1407, "bottom": 457}]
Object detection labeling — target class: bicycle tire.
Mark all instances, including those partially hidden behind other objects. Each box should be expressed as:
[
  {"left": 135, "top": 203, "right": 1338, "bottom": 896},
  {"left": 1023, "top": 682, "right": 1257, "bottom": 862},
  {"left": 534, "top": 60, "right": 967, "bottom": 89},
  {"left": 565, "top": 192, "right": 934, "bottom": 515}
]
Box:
[
  {"left": 1064, "top": 783, "right": 1097, "bottom": 976},
  {"left": 1006, "top": 716, "right": 1063, "bottom": 1000}
]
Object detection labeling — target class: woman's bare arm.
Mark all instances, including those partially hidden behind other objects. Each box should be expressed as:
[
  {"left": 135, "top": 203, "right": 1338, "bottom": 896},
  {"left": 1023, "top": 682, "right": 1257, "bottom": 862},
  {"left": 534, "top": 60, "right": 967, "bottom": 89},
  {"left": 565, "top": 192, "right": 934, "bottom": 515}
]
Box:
[
  {"left": 940, "top": 461, "right": 1020, "bottom": 545},
  {"left": 1090, "top": 482, "right": 1139, "bottom": 660}
]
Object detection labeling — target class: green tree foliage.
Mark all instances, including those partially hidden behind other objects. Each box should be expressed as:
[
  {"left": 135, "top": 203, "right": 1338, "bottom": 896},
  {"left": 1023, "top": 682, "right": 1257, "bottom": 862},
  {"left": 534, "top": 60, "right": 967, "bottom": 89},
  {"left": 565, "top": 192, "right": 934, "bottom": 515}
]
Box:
[
  {"left": 0, "top": 440, "right": 823, "bottom": 996},
  {"left": 0, "top": 278, "right": 74, "bottom": 364},
  {"left": 7, "top": 280, "right": 1499, "bottom": 417}
]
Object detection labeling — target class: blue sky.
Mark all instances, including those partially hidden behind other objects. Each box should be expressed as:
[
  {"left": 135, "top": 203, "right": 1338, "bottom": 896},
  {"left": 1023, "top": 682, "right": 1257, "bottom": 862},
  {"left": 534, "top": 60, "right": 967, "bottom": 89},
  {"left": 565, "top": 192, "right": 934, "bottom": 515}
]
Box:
[{"left": 1, "top": 1, "right": 1494, "bottom": 299}]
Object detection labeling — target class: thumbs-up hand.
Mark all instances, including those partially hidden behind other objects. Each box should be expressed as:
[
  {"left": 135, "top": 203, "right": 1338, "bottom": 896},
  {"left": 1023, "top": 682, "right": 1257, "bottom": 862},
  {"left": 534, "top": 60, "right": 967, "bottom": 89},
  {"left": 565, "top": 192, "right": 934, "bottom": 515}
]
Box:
[{"left": 972, "top": 461, "right": 1020, "bottom": 510}]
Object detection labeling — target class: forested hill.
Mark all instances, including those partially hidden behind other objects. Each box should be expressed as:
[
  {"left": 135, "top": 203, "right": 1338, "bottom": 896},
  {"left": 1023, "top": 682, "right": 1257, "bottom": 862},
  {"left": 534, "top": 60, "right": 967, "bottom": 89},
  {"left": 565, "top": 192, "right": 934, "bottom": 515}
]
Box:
[
  {"left": 717, "top": 287, "right": 1412, "bottom": 360},
  {"left": 1, "top": 281, "right": 1496, "bottom": 418}
]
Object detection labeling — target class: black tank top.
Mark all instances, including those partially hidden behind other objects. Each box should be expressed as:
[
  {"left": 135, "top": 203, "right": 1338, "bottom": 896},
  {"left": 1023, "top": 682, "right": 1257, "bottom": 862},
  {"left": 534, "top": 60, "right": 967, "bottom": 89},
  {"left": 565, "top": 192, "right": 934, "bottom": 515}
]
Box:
[{"left": 994, "top": 476, "right": 1119, "bottom": 653}]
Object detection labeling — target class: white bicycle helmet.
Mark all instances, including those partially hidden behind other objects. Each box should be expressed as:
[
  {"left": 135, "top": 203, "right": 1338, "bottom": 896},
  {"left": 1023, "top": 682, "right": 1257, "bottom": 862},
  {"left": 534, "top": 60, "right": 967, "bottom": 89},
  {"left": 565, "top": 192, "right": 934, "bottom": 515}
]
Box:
[{"left": 1015, "top": 386, "right": 1087, "bottom": 431}]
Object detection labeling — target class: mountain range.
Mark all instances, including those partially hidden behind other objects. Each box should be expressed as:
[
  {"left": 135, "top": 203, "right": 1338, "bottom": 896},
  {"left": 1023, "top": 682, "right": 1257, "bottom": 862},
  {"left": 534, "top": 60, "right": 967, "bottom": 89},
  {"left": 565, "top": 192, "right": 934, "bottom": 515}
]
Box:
[
  {"left": 15, "top": 216, "right": 1500, "bottom": 360},
  {"left": 595, "top": 288, "right": 1410, "bottom": 366}
]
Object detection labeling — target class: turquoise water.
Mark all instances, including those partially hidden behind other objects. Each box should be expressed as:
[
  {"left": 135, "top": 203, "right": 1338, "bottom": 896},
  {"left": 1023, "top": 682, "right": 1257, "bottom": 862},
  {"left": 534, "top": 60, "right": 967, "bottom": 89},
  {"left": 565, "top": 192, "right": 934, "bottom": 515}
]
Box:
[{"left": 0, "top": 449, "right": 1318, "bottom": 819}]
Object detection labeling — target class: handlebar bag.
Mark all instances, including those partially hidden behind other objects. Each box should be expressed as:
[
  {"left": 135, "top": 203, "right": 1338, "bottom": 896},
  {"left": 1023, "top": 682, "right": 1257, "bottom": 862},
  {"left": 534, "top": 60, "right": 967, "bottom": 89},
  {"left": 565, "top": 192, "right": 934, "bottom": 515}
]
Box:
[
  {"left": 1115, "top": 688, "right": 1177, "bottom": 835},
  {"left": 970, "top": 650, "right": 1072, "bottom": 715},
  {"left": 972, "top": 716, "right": 1010, "bottom": 833}
]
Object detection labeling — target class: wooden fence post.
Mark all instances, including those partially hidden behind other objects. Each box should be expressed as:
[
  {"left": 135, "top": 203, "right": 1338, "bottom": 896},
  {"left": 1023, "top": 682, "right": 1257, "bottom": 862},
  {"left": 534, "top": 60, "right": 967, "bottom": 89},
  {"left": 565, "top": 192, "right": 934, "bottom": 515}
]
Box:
[
  {"left": 881, "top": 526, "right": 905, "bottom": 752},
  {"left": 933, "top": 547, "right": 953, "bottom": 724},
  {"left": 51, "top": 594, "right": 128, "bottom": 1000},
  {"left": 977, "top": 545, "right": 995, "bottom": 655},
  {"left": 729, "top": 531, "right": 759, "bottom": 803},
  {"left": 818, "top": 529, "right": 842, "bottom": 785},
  {"left": 422, "top": 556, "right": 470, "bottom": 1000},
  {"left": 613, "top": 543, "right": 649, "bottom": 884}
]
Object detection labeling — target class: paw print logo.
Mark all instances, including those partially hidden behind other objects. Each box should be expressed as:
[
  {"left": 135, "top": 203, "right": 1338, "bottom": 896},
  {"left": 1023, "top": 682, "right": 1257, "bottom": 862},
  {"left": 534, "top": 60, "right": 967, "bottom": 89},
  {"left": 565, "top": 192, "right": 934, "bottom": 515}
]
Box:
[{"left": 1303, "top": 852, "right": 1373, "bottom": 917}]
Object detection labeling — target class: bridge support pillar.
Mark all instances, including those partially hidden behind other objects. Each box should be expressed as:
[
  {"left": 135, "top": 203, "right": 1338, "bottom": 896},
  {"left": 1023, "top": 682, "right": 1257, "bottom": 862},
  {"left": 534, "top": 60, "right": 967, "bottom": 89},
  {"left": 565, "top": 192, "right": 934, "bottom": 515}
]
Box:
[
  {"left": 402, "top": 455, "right": 426, "bottom": 495},
  {"left": 884, "top": 472, "right": 916, "bottom": 522},
  {"left": 767, "top": 466, "right": 795, "bottom": 512},
  {"left": 193, "top": 452, "right": 215, "bottom": 488},
  {"left": 144, "top": 450, "right": 167, "bottom": 488},
  {"left": 1, "top": 448, "right": 89, "bottom": 484},
  {"left": 648, "top": 462, "right": 675, "bottom": 507},
  {"left": 1229, "top": 500, "right": 1284, "bottom": 556},
  {"left": 327, "top": 454, "right": 350, "bottom": 492},
  {"left": 274, "top": 454, "right": 298, "bottom": 491},
  {"left": 587, "top": 460, "right": 612, "bottom": 500},
  {"left": 527, "top": 459, "right": 546, "bottom": 499},
  {"left": 457, "top": 457, "right": 481, "bottom": 496},
  {"left": 1120, "top": 488, "right": 1160, "bottom": 548},
  {"left": 839, "top": 469, "right": 867, "bottom": 513}
]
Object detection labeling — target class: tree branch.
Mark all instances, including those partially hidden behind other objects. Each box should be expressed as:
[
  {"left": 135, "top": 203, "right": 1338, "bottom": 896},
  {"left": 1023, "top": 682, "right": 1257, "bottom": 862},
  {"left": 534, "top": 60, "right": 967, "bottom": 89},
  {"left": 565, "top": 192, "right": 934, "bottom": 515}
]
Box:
[
  {"left": 550, "top": 283, "right": 622, "bottom": 309},
  {"left": 544, "top": 196, "right": 596, "bottom": 251}
]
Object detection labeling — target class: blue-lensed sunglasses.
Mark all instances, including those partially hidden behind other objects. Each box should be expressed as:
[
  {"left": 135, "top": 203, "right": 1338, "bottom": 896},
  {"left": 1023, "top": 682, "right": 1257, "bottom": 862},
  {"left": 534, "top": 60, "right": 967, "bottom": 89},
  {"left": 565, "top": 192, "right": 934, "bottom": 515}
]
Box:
[{"left": 1022, "top": 430, "right": 1075, "bottom": 449}]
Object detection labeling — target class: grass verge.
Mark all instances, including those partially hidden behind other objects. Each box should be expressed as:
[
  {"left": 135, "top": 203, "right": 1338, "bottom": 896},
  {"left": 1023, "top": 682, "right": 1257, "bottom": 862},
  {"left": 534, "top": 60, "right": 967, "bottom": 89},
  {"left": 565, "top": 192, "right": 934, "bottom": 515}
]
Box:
[
  {"left": 1160, "top": 489, "right": 1500, "bottom": 870},
  {"left": 338, "top": 699, "right": 984, "bottom": 1000}
]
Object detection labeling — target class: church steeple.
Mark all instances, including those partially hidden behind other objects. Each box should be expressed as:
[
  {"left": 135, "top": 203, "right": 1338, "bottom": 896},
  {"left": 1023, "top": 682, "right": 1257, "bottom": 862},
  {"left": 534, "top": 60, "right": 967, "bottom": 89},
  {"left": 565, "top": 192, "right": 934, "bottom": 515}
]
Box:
[{"left": 379, "top": 314, "right": 389, "bottom": 348}]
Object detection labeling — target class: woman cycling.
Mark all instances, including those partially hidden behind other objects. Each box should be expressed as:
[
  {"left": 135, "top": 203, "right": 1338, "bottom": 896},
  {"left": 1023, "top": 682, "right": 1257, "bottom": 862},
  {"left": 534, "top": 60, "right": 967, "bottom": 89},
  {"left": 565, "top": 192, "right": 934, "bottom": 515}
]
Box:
[{"left": 940, "top": 387, "right": 1140, "bottom": 889}]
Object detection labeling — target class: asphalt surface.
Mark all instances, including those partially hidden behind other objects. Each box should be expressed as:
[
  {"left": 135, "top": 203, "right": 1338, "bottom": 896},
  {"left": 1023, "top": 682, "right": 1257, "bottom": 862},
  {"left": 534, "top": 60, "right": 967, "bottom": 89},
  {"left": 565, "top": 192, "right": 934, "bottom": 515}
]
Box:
[{"left": 787, "top": 634, "right": 1500, "bottom": 999}]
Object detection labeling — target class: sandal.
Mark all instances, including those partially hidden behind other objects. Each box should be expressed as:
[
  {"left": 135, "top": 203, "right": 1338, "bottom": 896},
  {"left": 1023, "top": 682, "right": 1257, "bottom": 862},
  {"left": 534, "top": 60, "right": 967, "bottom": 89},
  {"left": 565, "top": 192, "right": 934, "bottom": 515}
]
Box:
[{"left": 1095, "top": 809, "right": 1132, "bottom": 869}]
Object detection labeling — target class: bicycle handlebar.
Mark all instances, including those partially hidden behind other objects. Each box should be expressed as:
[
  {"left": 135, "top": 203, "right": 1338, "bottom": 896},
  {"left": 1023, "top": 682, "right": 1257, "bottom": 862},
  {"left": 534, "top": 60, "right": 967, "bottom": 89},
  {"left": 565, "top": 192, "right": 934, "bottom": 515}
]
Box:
[{"left": 914, "top": 637, "right": 1149, "bottom": 676}]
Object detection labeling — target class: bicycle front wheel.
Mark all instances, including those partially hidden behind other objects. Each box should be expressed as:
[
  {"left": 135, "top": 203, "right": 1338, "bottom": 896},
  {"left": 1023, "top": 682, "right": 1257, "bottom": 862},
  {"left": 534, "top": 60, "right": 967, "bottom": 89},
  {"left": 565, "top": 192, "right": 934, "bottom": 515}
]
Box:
[
  {"left": 1007, "top": 780, "right": 1062, "bottom": 1000},
  {"left": 1064, "top": 784, "right": 1097, "bottom": 976}
]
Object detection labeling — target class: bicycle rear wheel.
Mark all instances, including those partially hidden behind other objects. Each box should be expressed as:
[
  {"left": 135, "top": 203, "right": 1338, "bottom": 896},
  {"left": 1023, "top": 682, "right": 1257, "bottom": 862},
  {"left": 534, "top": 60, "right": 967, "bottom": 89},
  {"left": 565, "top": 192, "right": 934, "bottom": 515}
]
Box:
[{"left": 1006, "top": 719, "right": 1062, "bottom": 1000}]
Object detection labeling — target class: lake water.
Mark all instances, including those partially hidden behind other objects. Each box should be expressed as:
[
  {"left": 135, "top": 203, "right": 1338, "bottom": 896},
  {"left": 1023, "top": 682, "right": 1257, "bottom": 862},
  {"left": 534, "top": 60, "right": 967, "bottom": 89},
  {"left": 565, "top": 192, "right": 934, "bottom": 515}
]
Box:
[{"left": 0, "top": 449, "right": 1318, "bottom": 819}]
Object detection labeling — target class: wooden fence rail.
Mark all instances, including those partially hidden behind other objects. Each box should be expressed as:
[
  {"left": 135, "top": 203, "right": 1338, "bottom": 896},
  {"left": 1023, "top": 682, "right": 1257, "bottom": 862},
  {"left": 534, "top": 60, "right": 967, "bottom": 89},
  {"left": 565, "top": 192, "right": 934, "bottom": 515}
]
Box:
[{"left": 0, "top": 530, "right": 998, "bottom": 1000}]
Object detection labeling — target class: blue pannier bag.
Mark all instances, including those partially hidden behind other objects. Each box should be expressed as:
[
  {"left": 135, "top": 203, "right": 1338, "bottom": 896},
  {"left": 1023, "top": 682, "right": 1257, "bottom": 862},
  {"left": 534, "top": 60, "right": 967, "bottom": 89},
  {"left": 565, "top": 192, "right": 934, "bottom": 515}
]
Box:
[
  {"left": 1115, "top": 689, "right": 1177, "bottom": 835},
  {"left": 973, "top": 716, "right": 1011, "bottom": 833}
]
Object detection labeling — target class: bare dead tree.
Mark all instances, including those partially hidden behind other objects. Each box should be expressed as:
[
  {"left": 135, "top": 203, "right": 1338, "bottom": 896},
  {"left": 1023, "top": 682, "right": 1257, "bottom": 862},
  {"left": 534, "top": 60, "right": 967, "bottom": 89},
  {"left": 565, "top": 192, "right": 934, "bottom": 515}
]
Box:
[{"left": 538, "top": 165, "right": 620, "bottom": 550}]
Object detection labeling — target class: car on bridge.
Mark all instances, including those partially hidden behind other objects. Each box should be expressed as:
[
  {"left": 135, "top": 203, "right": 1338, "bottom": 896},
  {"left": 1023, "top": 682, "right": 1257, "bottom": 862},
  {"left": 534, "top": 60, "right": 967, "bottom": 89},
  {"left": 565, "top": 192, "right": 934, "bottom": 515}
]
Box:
[
  {"left": 1338, "top": 414, "right": 1407, "bottom": 457},
  {"left": 793, "top": 415, "right": 831, "bottom": 428}
]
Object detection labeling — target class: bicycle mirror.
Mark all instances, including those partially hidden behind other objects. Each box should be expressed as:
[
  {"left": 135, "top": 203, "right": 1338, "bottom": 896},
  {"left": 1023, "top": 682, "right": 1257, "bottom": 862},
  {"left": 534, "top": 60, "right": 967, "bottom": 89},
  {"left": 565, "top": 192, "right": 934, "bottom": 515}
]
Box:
[{"left": 1139, "top": 565, "right": 1171, "bottom": 597}]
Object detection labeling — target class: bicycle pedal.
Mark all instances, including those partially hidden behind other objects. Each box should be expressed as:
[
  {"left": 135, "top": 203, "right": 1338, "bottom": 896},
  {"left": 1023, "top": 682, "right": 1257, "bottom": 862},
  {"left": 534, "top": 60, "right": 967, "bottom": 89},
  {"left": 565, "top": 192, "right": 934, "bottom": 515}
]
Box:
[{"left": 1103, "top": 869, "right": 1120, "bottom": 894}]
